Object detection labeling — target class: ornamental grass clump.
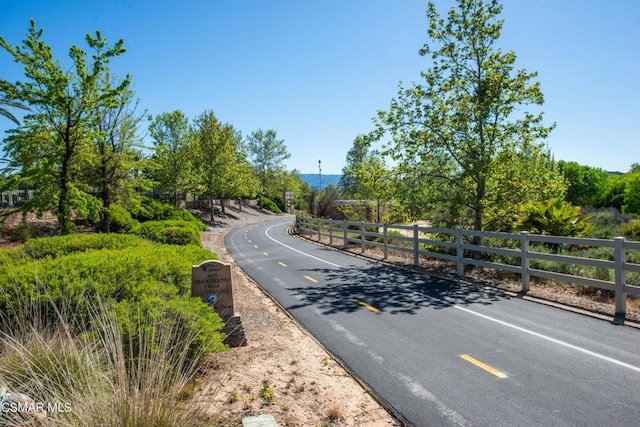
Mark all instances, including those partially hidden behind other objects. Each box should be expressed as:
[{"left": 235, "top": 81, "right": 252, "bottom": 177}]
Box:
[{"left": 0, "top": 295, "right": 219, "bottom": 426}]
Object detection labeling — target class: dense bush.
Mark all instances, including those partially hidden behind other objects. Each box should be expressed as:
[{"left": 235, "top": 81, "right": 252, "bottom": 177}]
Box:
[
  {"left": 130, "top": 197, "right": 201, "bottom": 223},
  {"left": 258, "top": 197, "right": 282, "bottom": 213},
  {"left": 0, "top": 234, "right": 224, "bottom": 368},
  {"left": 582, "top": 208, "right": 629, "bottom": 239},
  {"left": 108, "top": 204, "right": 139, "bottom": 233},
  {"left": 622, "top": 221, "right": 640, "bottom": 240},
  {"left": 133, "top": 220, "right": 206, "bottom": 245},
  {"left": 22, "top": 233, "right": 145, "bottom": 259}
]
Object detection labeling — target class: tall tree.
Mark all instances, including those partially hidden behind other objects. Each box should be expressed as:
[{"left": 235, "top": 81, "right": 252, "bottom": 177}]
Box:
[
  {"left": 84, "top": 76, "right": 144, "bottom": 232},
  {"left": 1, "top": 21, "right": 129, "bottom": 234},
  {"left": 148, "top": 110, "right": 193, "bottom": 207},
  {"left": 372, "top": 0, "right": 554, "bottom": 241},
  {"left": 192, "top": 110, "right": 253, "bottom": 220},
  {"left": 352, "top": 151, "right": 396, "bottom": 223},
  {"left": 246, "top": 128, "right": 290, "bottom": 206},
  {"left": 339, "top": 135, "right": 369, "bottom": 197}
]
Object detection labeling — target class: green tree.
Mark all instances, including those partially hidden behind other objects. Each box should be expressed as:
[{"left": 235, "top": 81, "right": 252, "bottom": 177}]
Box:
[
  {"left": 246, "top": 128, "right": 290, "bottom": 206},
  {"left": 352, "top": 152, "right": 396, "bottom": 223},
  {"left": 623, "top": 172, "right": 640, "bottom": 214},
  {"left": 192, "top": 110, "right": 256, "bottom": 220},
  {"left": 84, "top": 76, "right": 145, "bottom": 232},
  {"left": 484, "top": 144, "right": 566, "bottom": 231},
  {"left": 225, "top": 157, "right": 259, "bottom": 211},
  {"left": 372, "top": 0, "right": 553, "bottom": 242},
  {"left": 339, "top": 135, "right": 369, "bottom": 197},
  {"left": 0, "top": 79, "right": 29, "bottom": 124},
  {"left": 148, "top": 110, "right": 193, "bottom": 207},
  {"left": 557, "top": 161, "right": 609, "bottom": 207},
  {"left": 1, "top": 21, "right": 129, "bottom": 234}
]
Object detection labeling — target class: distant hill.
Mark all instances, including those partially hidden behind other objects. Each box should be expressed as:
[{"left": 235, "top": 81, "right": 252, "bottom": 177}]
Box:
[{"left": 300, "top": 174, "right": 341, "bottom": 190}]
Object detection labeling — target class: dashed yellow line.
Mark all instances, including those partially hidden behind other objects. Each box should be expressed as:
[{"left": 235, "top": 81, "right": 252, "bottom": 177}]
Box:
[
  {"left": 248, "top": 240, "right": 252, "bottom": 243},
  {"left": 354, "top": 299, "right": 380, "bottom": 313},
  {"left": 278, "top": 262, "right": 287, "bottom": 267},
  {"left": 460, "top": 354, "right": 507, "bottom": 379},
  {"left": 304, "top": 275, "right": 318, "bottom": 283},
  {"left": 253, "top": 245, "right": 258, "bottom": 249},
  {"left": 263, "top": 252, "right": 269, "bottom": 256}
]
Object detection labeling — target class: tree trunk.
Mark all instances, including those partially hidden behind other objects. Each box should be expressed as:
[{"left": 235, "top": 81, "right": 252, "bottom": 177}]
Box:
[
  {"left": 219, "top": 197, "right": 226, "bottom": 216},
  {"left": 473, "top": 178, "right": 485, "bottom": 246},
  {"left": 58, "top": 135, "right": 73, "bottom": 235},
  {"left": 100, "top": 162, "right": 111, "bottom": 233},
  {"left": 209, "top": 193, "right": 215, "bottom": 222}
]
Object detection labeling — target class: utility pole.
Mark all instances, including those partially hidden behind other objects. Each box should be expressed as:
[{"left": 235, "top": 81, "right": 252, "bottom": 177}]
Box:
[{"left": 318, "top": 159, "right": 322, "bottom": 190}]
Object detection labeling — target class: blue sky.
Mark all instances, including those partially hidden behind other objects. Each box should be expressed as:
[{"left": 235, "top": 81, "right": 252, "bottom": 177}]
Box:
[{"left": 1, "top": 0, "right": 638, "bottom": 174}]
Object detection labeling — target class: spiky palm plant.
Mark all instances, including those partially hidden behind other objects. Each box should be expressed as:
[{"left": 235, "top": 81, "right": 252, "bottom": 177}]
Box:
[{"left": 514, "top": 200, "right": 593, "bottom": 237}]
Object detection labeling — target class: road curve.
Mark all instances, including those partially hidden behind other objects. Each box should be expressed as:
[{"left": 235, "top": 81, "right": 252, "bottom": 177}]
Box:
[{"left": 225, "top": 217, "right": 640, "bottom": 426}]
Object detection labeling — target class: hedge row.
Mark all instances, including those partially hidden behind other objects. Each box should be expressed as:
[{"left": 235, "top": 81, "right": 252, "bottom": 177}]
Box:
[{"left": 0, "top": 233, "right": 225, "bottom": 363}]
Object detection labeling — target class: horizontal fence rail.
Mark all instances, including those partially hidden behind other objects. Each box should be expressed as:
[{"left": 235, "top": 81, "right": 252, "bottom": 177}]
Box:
[{"left": 295, "top": 216, "right": 640, "bottom": 325}]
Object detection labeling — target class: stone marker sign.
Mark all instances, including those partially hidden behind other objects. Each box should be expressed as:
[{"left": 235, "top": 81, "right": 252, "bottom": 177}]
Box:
[
  {"left": 192, "top": 260, "right": 246, "bottom": 347},
  {"left": 192, "top": 260, "right": 234, "bottom": 317}
]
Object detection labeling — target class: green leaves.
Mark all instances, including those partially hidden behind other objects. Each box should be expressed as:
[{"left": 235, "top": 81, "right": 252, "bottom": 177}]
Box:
[
  {"left": 370, "top": 0, "right": 559, "bottom": 234},
  {"left": 513, "top": 199, "right": 593, "bottom": 238},
  {"left": 1, "top": 21, "right": 131, "bottom": 235}
]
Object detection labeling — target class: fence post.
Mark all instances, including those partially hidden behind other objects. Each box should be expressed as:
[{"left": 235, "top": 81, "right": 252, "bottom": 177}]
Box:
[
  {"left": 343, "top": 220, "right": 348, "bottom": 249},
  {"left": 317, "top": 219, "right": 321, "bottom": 241},
  {"left": 360, "top": 222, "right": 366, "bottom": 254},
  {"left": 412, "top": 224, "right": 419, "bottom": 266},
  {"left": 329, "top": 219, "right": 333, "bottom": 246},
  {"left": 456, "top": 227, "right": 464, "bottom": 277},
  {"left": 383, "top": 223, "right": 389, "bottom": 260},
  {"left": 614, "top": 237, "right": 626, "bottom": 325},
  {"left": 521, "top": 231, "right": 530, "bottom": 293}
]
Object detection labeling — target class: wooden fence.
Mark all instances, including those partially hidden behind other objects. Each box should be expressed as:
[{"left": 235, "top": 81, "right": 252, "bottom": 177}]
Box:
[{"left": 295, "top": 216, "right": 640, "bottom": 324}]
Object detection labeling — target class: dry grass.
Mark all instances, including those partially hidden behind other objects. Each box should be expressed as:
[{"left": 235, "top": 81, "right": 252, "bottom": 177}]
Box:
[{"left": 0, "top": 293, "right": 216, "bottom": 426}]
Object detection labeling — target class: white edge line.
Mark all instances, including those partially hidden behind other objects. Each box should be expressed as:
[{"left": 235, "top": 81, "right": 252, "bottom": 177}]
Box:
[
  {"left": 264, "top": 222, "right": 342, "bottom": 268},
  {"left": 264, "top": 221, "right": 640, "bottom": 374},
  {"left": 421, "top": 293, "right": 640, "bottom": 374}
]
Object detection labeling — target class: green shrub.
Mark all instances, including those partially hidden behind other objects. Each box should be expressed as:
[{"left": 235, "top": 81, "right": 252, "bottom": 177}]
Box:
[
  {"left": 131, "top": 197, "right": 201, "bottom": 223},
  {"left": 14, "top": 223, "right": 42, "bottom": 242},
  {"left": 258, "top": 197, "right": 282, "bottom": 213},
  {"left": 133, "top": 220, "right": 205, "bottom": 245},
  {"left": 622, "top": 221, "right": 640, "bottom": 240},
  {"left": 108, "top": 204, "right": 139, "bottom": 233},
  {"left": 583, "top": 208, "right": 629, "bottom": 239},
  {"left": 22, "top": 233, "right": 146, "bottom": 259},
  {"left": 0, "top": 234, "right": 223, "bottom": 372}
]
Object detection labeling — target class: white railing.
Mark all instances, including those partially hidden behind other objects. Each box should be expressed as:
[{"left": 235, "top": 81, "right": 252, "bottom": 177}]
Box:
[{"left": 295, "top": 216, "right": 640, "bottom": 325}]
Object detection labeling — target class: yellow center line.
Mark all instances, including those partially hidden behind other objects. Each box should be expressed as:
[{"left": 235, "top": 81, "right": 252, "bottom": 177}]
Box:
[
  {"left": 263, "top": 252, "right": 269, "bottom": 256},
  {"left": 253, "top": 245, "right": 258, "bottom": 249},
  {"left": 354, "top": 299, "right": 380, "bottom": 313},
  {"left": 278, "top": 262, "right": 287, "bottom": 267},
  {"left": 304, "top": 275, "right": 318, "bottom": 283},
  {"left": 460, "top": 354, "right": 507, "bottom": 379},
  {"left": 247, "top": 240, "right": 252, "bottom": 243}
]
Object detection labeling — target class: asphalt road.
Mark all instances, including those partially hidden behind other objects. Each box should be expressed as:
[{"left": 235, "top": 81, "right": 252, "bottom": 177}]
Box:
[{"left": 225, "top": 217, "right": 640, "bottom": 426}]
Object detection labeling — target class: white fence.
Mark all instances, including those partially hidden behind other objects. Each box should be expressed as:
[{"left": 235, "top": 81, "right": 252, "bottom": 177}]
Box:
[{"left": 295, "top": 216, "right": 640, "bottom": 325}]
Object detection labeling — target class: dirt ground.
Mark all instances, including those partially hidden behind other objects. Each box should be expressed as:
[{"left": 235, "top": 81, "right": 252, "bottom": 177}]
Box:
[{"left": 196, "top": 207, "right": 400, "bottom": 427}]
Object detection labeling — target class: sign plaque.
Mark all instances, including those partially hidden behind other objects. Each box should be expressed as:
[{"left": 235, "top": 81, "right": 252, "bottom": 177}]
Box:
[{"left": 191, "top": 260, "right": 235, "bottom": 318}]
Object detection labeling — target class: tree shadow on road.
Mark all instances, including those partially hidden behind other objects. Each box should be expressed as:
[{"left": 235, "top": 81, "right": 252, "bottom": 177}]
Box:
[{"left": 285, "top": 264, "right": 510, "bottom": 315}]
